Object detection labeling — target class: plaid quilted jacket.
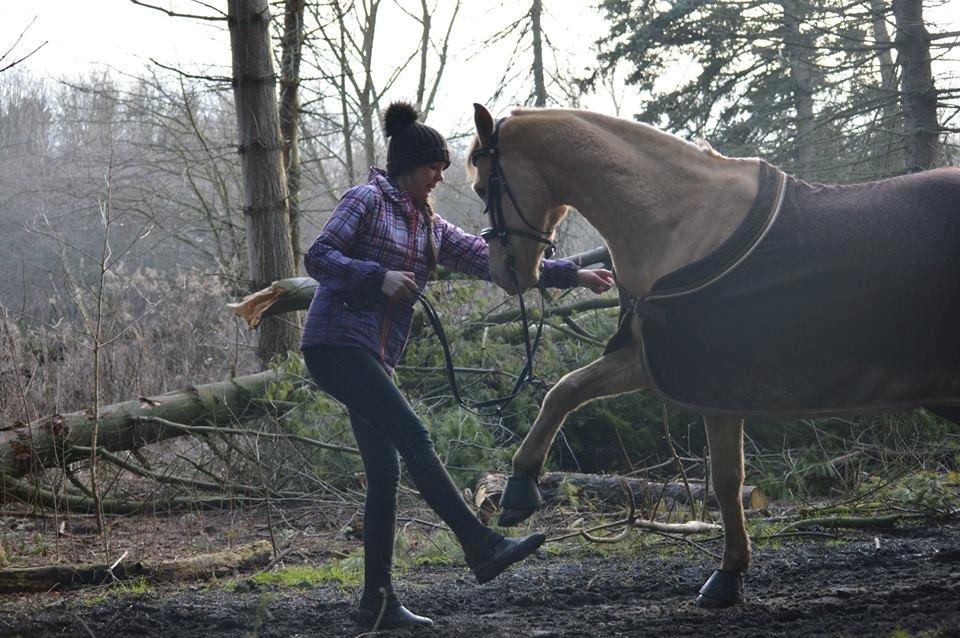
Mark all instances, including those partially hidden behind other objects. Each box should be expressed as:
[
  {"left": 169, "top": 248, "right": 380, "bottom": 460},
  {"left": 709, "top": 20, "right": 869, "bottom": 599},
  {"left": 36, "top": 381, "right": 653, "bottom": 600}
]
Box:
[{"left": 301, "top": 167, "right": 579, "bottom": 371}]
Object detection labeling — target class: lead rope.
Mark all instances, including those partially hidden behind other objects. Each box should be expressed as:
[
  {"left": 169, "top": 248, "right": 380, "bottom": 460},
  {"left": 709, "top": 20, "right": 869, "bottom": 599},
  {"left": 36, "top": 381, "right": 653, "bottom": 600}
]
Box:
[{"left": 414, "top": 270, "right": 547, "bottom": 415}]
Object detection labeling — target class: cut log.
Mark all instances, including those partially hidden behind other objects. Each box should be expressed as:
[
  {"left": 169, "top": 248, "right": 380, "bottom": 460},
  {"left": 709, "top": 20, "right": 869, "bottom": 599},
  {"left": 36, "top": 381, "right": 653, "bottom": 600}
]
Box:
[
  {"left": 474, "top": 471, "right": 767, "bottom": 516},
  {"left": 0, "top": 369, "right": 309, "bottom": 478},
  {"left": 228, "top": 277, "right": 317, "bottom": 328},
  {"left": 227, "top": 246, "right": 612, "bottom": 329},
  {"left": 0, "top": 541, "right": 273, "bottom": 593}
]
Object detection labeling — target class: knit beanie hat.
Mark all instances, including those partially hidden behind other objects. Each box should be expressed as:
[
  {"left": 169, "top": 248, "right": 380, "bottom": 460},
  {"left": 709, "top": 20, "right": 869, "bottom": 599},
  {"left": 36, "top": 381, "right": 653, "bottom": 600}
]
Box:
[{"left": 383, "top": 102, "right": 450, "bottom": 176}]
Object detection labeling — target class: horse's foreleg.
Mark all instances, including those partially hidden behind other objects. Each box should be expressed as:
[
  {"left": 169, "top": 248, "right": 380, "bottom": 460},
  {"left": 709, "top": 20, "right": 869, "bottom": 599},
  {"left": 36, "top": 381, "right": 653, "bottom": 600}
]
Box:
[
  {"left": 499, "top": 344, "right": 648, "bottom": 526},
  {"left": 697, "top": 414, "right": 749, "bottom": 608}
]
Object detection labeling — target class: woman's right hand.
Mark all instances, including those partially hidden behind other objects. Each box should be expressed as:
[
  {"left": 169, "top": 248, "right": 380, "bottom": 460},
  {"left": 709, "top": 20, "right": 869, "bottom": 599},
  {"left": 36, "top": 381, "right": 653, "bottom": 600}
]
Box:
[{"left": 381, "top": 270, "right": 418, "bottom": 301}]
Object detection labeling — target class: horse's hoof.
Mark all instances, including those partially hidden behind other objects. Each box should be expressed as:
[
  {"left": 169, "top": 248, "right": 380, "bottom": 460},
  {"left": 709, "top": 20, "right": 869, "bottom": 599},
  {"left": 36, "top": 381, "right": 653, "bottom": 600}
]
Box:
[
  {"left": 498, "top": 507, "right": 536, "bottom": 527},
  {"left": 695, "top": 569, "right": 743, "bottom": 608},
  {"left": 498, "top": 476, "right": 543, "bottom": 527}
]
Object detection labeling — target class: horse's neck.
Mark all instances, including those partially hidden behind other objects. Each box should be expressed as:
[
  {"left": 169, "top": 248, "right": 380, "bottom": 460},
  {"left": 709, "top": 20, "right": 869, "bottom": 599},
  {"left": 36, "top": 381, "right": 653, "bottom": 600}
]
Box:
[{"left": 538, "top": 119, "right": 760, "bottom": 296}]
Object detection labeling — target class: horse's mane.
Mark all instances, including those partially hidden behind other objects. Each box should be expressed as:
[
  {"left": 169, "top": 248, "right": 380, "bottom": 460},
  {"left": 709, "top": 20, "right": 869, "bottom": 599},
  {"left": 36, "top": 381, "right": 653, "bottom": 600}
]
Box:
[{"left": 466, "top": 108, "right": 726, "bottom": 175}]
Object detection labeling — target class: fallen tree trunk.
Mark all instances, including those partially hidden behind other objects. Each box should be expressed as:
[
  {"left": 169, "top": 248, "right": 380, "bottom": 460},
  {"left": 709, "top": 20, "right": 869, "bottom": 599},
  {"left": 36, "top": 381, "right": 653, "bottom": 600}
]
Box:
[
  {"left": 474, "top": 472, "right": 767, "bottom": 516},
  {"left": 0, "top": 541, "right": 272, "bottom": 593},
  {"left": 0, "top": 369, "right": 314, "bottom": 478},
  {"left": 228, "top": 246, "right": 613, "bottom": 328}
]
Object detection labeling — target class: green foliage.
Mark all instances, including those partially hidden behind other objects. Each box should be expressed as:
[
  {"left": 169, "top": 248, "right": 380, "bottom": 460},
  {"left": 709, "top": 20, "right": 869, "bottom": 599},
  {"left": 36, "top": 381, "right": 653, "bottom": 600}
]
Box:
[
  {"left": 250, "top": 562, "right": 362, "bottom": 591},
  {"left": 82, "top": 577, "right": 153, "bottom": 606},
  {"left": 409, "top": 530, "right": 462, "bottom": 567},
  {"left": 589, "top": 0, "right": 957, "bottom": 180}
]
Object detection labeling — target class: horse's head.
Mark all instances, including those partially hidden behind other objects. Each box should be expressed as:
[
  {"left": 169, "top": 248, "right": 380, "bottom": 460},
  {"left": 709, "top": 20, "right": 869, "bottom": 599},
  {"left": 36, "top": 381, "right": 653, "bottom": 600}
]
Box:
[{"left": 469, "top": 104, "right": 569, "bottom": 293}]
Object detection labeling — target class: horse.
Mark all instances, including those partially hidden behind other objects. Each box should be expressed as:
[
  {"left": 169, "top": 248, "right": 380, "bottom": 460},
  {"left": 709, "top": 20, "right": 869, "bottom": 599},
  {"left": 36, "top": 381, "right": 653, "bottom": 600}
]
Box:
[{"left": 467, "top": 103, "right": 960, "bottom": 607}]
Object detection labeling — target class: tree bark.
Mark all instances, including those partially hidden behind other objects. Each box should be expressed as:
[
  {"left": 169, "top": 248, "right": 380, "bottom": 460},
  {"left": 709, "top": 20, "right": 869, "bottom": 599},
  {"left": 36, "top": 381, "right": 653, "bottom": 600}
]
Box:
[
  {"left": 531, "top": 0, "right": 547, "bottom": 107},
  {"left": 870, "top": 0, "right": 900, "bottom": 133},
  {"left": 359, "top": 0, "right": 381, "bottom": 169},
  {"left": 227, "top": 246, "right": 614, "bottom": 328},
  {"left": 0, "top": 369, "right": 294, "bottom": 478},
  {"left": 228, "top": 0, "right": 300, "bottom": 366},
  {"left": 279, "top": 0, "right": 305, "bottom": 269},
  {"left": 893, "top": 0, "right": 941, "bottom": 171},
  {"left": 780, "top": 0, "right": 816, "bottom": 177},
  {"left": 474, "top": 471, "right": 767, "bottom": 517}
]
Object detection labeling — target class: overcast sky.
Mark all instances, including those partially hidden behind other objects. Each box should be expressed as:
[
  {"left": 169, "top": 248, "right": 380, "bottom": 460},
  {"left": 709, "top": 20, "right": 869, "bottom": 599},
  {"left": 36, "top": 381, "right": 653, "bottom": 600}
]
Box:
[
  {"left": 4, "top": 1, "right": 959, "bottom": 136},
  {"left": 2, "top": 0, "right": 622, "bottom": 135}
]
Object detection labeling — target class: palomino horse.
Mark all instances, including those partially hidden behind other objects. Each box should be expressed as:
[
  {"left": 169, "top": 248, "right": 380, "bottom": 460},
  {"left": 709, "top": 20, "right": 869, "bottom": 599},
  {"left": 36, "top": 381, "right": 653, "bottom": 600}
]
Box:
[{"left": 467, "top": 103, "right": 960, "bottom": 607}]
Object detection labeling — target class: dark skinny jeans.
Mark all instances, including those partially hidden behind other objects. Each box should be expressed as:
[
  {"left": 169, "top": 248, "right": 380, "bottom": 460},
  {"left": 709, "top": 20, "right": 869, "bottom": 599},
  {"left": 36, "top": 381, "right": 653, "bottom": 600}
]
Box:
[{"left": 302, "top": 344, "right": 498, "bottom": 603}]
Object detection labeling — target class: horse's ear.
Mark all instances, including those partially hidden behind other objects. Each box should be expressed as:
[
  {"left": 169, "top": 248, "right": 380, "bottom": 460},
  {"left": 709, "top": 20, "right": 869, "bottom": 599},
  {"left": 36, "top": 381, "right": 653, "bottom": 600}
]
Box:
[{"left": 473, "top": 103, "right": 494, "bottom": 146}]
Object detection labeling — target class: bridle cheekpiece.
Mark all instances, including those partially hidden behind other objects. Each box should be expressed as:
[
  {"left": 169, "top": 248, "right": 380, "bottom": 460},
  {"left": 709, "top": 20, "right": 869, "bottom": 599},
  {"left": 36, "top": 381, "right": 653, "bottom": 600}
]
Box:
[{"left": 471, "top": 118, "right": 557, "bottom": 259}]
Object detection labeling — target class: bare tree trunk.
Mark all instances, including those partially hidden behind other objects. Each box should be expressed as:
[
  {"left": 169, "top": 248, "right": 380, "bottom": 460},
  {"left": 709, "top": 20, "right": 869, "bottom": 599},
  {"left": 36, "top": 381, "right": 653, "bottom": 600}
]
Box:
[
  {"left": 531, "top": 0, "right": 547, "bottom": 107},
  {"left": 414, "top": 0, "right": 461, "bottom": 122},
  {"left": 358, "top": 0, "right": 381, "bottom": 169},
  {"left": 893, "top": 0, "right": 941, "bottom": 171},
  {"left": 228, "top": 0, "right": 300, "bottom": 365},
  {"left": 416, "top": 0, "right": 430, "bottom": 108},
  {"left": 279, "top": 0, "right": 305, "bottom": 269},
  {"left": 869, "top": 0, "right": 903, "bottom": 172},
  {"left": 870, "top": 0, "right": 900, "bottom": 130},
  {"left": 780, "top": 0, "right": 816, "bottom": 177},
  {"left": 336, "top": 7, "right": 356, "bottom": 184}
]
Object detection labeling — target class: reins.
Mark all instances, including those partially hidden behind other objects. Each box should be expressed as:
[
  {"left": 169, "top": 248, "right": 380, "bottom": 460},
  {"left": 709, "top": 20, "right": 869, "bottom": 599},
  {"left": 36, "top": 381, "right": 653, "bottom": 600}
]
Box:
[{"left": 415, "top": 283, "right": 547, "bottom": 414}]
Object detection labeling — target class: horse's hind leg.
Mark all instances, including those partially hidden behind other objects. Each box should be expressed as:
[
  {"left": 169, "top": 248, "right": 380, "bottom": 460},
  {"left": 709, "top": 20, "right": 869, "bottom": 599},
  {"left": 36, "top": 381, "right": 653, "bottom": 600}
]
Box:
[
  {"left": 499, "top": 343, "right": 649, "bottom": 526},
  {"left": 697, "top": 415, "right": 749, "bottom": 608}
]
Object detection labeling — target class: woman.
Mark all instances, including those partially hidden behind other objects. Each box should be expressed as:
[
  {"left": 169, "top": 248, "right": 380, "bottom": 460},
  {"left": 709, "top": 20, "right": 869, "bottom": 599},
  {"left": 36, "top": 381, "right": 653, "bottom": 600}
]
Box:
[{"left": 301, "top": 101, "right": 614, "bottom": 629}]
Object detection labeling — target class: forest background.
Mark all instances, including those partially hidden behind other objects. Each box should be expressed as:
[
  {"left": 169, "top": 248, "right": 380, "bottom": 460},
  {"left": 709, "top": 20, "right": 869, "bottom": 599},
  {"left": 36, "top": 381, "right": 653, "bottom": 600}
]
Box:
[{"left": 0, "top": 0, "right": 959, "bottom": 570}]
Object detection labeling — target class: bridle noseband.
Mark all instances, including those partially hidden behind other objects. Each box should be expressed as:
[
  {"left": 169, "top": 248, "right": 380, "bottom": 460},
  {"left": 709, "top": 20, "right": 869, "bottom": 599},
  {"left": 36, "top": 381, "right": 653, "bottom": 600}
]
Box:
[{"left": 471, "top": 118, "right": 557, "bottom": 259}]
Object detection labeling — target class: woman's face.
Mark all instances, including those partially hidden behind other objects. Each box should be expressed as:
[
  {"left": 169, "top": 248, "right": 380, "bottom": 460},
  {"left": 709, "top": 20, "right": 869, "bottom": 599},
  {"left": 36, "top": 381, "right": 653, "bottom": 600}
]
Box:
[{"left": 404, "top": 162, "right": 445, "bottom": 203}]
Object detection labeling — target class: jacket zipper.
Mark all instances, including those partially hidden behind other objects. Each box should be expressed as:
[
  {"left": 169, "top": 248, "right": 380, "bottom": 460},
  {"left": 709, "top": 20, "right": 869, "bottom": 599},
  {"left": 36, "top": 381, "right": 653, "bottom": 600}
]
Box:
[{"left": 379, "top": 207, "right": 421, "bottom": 363}]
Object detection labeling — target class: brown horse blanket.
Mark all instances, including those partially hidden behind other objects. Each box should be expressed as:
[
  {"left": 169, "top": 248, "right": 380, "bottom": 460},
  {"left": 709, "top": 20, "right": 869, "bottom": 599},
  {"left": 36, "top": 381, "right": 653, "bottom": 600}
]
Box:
[{"left": 612, "top": 161, "right": 960, "bottom": 417}]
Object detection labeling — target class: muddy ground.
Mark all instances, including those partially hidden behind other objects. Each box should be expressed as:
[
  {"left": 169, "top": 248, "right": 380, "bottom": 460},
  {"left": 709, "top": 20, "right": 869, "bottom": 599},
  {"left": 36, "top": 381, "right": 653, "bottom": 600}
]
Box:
[{"left": 1, "top": 518, "right": 958, "bottom": 637}]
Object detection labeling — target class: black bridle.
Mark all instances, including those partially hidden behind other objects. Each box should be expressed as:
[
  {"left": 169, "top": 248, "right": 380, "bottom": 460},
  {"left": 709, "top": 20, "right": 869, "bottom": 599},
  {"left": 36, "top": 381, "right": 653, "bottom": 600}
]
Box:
[
  {"left": 412, "top": 118, "right": 557, "bottom": 414},
  {"left": 471, "top": 118, "right": 557, "bottom": 260}
]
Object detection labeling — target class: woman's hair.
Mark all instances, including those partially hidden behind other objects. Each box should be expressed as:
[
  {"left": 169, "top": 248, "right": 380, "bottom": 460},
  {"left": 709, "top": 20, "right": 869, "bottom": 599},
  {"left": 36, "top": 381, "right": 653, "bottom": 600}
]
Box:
[{"left": 395, "top": 171, "right": 439, "bottom": 278}]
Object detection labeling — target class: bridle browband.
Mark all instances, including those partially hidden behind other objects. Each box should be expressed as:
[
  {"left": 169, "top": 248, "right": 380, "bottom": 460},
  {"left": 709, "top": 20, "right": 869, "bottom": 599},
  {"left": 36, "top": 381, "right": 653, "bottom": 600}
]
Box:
[{"left": 471, "top": 118, "right": 557, "bottom": 259}]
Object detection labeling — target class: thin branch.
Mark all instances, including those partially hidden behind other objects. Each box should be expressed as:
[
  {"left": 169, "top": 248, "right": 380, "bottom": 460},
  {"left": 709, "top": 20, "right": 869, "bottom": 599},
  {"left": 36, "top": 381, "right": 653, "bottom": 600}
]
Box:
[{"left": 129, "top": 0, "right": 227, "bottom": 21}]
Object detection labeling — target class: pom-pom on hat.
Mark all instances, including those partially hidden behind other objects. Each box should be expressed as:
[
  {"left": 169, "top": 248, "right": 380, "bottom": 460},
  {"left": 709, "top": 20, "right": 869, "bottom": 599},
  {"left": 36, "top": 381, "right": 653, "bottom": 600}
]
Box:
[{"left": 383, "top": 101, "right": 450, "bottom": 176}]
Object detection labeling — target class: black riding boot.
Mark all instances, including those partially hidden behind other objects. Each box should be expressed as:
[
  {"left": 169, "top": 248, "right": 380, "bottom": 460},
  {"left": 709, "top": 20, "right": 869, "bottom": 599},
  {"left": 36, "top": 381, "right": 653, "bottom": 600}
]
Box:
[
  {"left": 359, "top": 492, "right": 396, "bottom": 607},
  {"left": 356, "top": 494, "right": 433, "bottom": 629},
  {"left": 401, "top": 444, "right": 547, "bottom": 584},
  {"left": 357, "top": 587, "right": 434, "bottom": 629},
  {"left": 463, "top": 532, "right": 547, "bottom": 584}
]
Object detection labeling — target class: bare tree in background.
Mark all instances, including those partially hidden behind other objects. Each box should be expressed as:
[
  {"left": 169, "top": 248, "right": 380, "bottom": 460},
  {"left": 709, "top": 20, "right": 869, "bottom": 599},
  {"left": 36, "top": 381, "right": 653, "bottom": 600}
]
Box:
[
  {"left": 486, "top": 0, "right": 573, "bottom": 108},
  {"left": 412, "top": 0, "right": 461, "bottom": 121},
  {"left": 228, "top": 0, "right": 299, "bottom": 365},
  {"left": 0, "top": 18, "right": 47, "bottom": 74},
  {"left": 300, "top": 0, "right": 460, "bottom": 201},
  {"left": 279, "top": 0, "right": 306, "bottom": 268},
  {"left": 780, "top": 0, "right": 817, "bottom": 176},
  {"left": 531, "top": 0, "right": 546, "bottom": 107},
  {"left": 893, "top": 0, "right": 942, "bottom": 171}
]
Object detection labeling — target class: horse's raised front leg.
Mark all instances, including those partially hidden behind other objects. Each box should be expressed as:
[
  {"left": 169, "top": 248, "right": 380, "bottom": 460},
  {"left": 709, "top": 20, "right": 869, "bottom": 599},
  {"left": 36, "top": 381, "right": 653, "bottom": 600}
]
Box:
[
  {"left": 499, "top": 343, "right": 649, "bottom": 526},
  {"left": 696, "top": 414, "right": 749, "bottom": 608}
]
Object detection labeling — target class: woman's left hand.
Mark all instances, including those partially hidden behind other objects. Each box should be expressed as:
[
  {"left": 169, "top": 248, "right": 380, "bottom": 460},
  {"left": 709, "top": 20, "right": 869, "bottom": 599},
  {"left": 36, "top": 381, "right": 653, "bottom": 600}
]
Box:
[{"left": 576, "top": 268, "right": 614, "bottom": 294}]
